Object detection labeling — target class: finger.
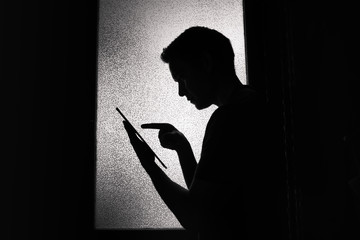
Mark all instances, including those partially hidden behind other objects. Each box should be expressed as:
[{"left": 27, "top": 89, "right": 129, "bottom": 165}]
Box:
[
  {"left": 123, "top": 120, "right": 134, "bottom": 135},
  {"left": 124, "top": 121, "right": 141, "bottom": 144},
  {"left": 141, "top": 123, "right": 173, "bottom": 131},
  {"left": 123, "top": 121, "right": 141, "bottom": 144}
]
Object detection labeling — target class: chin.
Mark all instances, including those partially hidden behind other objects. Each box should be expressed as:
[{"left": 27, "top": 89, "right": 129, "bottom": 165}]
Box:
[{"left": 194, "top": 101, "right": 212, "bottom": 110}]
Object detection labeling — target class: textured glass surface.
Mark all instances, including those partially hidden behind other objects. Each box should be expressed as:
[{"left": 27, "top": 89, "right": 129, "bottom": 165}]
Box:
[{"left": 96, "top": 0, "right": 246, "bottom": 229}]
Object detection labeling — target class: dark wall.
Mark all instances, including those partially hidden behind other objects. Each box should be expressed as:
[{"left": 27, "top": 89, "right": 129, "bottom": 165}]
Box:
[
  {"left": 290, "top": 1, "right": 360, "bottom": 239},
  {"left": 7, "top": 1, "right": 98, "bottom": 239},
  {"left": 244, "top": 0, "right": 360, "bottom": 239}
]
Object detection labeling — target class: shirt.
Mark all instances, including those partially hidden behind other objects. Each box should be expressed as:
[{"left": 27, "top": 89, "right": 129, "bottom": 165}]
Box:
[{"left": 191, "top": 84, "right": 278, "bottom": 239}]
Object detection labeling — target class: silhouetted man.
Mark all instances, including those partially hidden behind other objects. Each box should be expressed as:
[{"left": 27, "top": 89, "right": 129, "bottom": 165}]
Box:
[{"left": 123, "top": 26, "right": 278, "bottom": 240}]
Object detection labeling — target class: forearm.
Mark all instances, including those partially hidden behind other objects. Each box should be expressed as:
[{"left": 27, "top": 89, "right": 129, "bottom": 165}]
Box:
[
  {"left": 176, "top": 141, "right": 197, "bottom": 189},
  {"left": 146, "top": 164, "right": 197, "bottom": 229}
]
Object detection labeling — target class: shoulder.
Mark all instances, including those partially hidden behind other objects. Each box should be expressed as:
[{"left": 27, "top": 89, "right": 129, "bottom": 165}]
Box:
[
  {"left": 225, "top": 85, "right": 265, "bottom": 113},
  {"left": 208, "top": 85, "right": 265, "bottom": 129}
]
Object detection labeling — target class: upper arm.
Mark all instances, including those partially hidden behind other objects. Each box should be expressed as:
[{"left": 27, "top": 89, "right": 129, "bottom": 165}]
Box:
[
  {"left": 196, "top": 106, "right": 257, "bottom": 182},
  {"left": 187, "top": 104, "right": 266, "bottom": 227},
  {"left": 187, "top": 109, "right": 246, "bottom": 228}
]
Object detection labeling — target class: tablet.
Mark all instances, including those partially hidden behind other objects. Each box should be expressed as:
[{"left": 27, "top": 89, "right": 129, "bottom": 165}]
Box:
[{"left": 116, "top": 107, "right": 167, "bottom": 169}]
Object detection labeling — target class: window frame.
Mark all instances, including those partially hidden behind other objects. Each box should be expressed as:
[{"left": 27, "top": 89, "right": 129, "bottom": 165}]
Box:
[{"left": 90, "top": 0, "right": 292, "bottom": 239}]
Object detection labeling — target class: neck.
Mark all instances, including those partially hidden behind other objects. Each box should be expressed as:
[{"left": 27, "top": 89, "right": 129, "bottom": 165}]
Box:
[{"left": 214, "top": 75, "right": 243, "bottom": 107}]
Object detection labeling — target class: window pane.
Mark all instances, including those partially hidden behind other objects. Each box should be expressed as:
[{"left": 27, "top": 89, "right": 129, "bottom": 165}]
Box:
[{"left": 96, "top": 0, "right": 246, "bottom": 229}]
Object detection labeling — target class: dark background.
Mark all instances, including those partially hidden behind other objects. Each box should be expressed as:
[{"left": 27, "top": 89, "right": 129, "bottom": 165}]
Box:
[
  {"left": 244, "top": 1, "right": 360, "bottom": 239},
  {"left": 5, "top": 0, "right": 359, "bottom": 239},
  {"left": 6, "top": 1, "right": 98, "bottom": 239}
]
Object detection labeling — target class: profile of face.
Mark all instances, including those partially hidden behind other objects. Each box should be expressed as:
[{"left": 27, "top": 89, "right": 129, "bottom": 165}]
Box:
[{"left": 169, "top": 58, "right": 215, "bottom": 110}]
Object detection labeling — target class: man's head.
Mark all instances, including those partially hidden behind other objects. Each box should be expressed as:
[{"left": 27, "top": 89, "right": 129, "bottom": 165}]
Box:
[{"left": 161, "top": 26, "right": 236, "bottom": 109}]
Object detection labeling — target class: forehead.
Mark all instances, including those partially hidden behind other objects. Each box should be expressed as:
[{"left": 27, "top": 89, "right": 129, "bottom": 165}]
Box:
[
  {"left": 169, "top": 59, "right": 188, "bottom": 74},
  {"left": 169, "top": 58, "right": 201, "bottom": 78},
  {"left": 169, "top": 59, "right": 187, "bottom": 81}
]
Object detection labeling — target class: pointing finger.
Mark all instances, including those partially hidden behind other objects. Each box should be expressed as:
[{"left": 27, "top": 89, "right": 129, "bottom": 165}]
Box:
[{"left": 141, "top": 123, "right": 173, "bottom": 131}]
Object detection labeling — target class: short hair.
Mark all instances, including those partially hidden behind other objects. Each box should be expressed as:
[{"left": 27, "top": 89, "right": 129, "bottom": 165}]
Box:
[{"left": 161, "top": 26, "right": 235, "bottom": 74}]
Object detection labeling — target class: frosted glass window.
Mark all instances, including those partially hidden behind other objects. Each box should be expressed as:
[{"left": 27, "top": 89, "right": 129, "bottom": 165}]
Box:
[{"left": 96, "top": 0, "right": 246, "bottom": 229}]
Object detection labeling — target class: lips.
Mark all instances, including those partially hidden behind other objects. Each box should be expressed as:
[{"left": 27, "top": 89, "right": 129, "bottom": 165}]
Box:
[{"left": 185, "top": 95, "right": 194, "bottom": 103}]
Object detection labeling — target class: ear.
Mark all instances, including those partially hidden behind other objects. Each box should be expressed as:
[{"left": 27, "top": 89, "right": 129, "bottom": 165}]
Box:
[{"left": 201, "top": 51, "right": 213, "bottom": 74}]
